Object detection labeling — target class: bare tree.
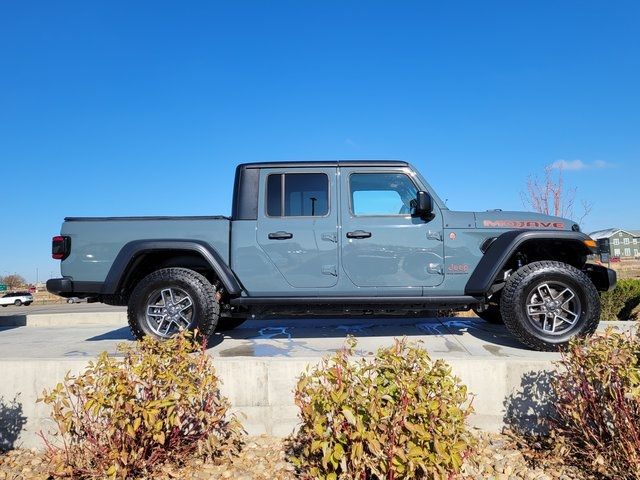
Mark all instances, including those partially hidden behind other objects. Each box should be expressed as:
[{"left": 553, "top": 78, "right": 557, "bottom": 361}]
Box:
[
  {"left": 521, "top": 165, "right": 592, "bottom": 222},
  {"left": 0, "top": 274, "right": 26, "bottom": 290}
]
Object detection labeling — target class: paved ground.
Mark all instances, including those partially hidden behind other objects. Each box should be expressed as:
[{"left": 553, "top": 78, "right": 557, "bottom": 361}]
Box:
[
  {"left": 0, "top": 314, "right": 573, "bottom": 361},
  {"left": 0, "top": 303, "right": 635, "bottom": 361}
]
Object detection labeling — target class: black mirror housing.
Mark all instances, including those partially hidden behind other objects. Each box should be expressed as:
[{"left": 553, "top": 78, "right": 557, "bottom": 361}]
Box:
[{"left": 413, "top": 191, "right": 433, "bottom": 218}]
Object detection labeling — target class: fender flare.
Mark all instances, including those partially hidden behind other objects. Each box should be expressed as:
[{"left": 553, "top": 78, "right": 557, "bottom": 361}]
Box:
[
  {"left": 464, "top": 230, "right": 596, "bottom": 296},
  {"left": 102, "top": 239, "right": 243, "bottom": 296}
]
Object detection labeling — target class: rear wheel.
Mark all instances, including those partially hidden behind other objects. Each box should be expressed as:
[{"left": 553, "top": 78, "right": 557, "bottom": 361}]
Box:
[
  {"left": 128, "top": 268, "right": 220, "bottom": 341},
  {"left": 500, "top": 261, "right": 600, "bottom": 351},
  {"left": 14, "top": 300, "right": 22, "bottom": 306}
]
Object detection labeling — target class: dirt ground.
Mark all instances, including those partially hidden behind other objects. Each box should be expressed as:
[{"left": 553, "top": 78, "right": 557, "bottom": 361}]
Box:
[{"left": 608, "top": 258, "right": 640, "bottom": 279}]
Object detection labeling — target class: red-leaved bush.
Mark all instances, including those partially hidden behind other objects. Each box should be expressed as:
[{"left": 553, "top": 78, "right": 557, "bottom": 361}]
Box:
[
  {"left": 287, "top": 338, "right": 475, "bottom": 479},
  {"left": 39, "top": 332, "right": 243, "bottom": 479},
  {"left": 552, "top": 329, "right": 640, "bottom": 478}
]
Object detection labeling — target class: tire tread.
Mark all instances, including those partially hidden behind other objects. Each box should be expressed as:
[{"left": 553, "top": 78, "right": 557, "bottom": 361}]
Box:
[
  {"left": 127, "top": 268, "right": 220, "bottom": 341},
  {"left": 500, "top": 260, "right": 600, "bottom": 351}
]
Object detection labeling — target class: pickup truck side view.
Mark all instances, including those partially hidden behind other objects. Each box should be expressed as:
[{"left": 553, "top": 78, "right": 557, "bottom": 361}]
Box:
[{"left": 47, "top": 161, "right": 616, "bottom": 351}]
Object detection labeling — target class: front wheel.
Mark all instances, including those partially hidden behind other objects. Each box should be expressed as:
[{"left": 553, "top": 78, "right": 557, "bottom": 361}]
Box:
[
  {"left": 500, "top": 261, "right": 600, "bottom": 351},
  {"left": 14, "top": 300, "right": 22, "bottom": 306},
  {"left": 128, "top": 268, "right": 220, "bottom": 341}
]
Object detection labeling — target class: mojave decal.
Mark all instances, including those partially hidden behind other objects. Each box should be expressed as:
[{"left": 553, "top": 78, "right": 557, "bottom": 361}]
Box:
[{"left": 483, "top": 220, "right": 565, "bottom": 229}]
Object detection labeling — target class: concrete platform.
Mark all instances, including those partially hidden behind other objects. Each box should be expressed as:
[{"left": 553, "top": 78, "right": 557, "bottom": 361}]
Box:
[
  {"left": 0, "top": 303, "right": 126, "bottom": 327},
  {"left": 0, "top": 315, "right": 635, "bottom": 449}
]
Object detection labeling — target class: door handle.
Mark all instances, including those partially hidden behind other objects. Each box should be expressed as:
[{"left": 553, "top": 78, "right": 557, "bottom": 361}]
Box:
[
  {"left": 268, "top": 231, "right": 293, "bottom": 240},
  {"left": 346, "top": 230, "right": 372, "bottom": 239}
]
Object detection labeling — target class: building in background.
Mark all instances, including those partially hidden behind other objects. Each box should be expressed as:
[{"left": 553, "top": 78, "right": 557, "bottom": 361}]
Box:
[{"left": 590, "top": 228, "right": 640, "bottom": 259}]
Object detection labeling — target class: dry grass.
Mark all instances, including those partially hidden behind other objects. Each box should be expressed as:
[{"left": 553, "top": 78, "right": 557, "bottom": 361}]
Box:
[{"left": 609, "top": 259, "right": 640, "bottom": 280}]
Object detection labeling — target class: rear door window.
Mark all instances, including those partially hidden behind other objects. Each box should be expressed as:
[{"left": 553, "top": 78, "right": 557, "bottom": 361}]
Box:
[{"left": 266, "top": 173, "right": 329, "bottom": 217}]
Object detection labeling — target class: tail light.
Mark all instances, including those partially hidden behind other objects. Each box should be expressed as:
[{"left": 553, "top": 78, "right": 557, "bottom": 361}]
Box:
[{"left": 52, "top": 236, "right": 71, "bottom": 260}]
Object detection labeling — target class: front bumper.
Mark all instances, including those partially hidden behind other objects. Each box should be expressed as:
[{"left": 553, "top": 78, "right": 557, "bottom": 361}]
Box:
[{"left": 584, "top": 264, "right": 617, "bottom": 292}]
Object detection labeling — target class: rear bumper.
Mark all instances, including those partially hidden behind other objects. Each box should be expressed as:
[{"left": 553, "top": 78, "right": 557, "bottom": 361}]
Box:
[
  {"left": 46, "top": 278, "right": 72, "bottom": 296},
  {"left": 46, "top": 278, "right": 103, "bottom": 298},
  {"left": 584, "top": 264, "right": 617, "bottom": 292}
]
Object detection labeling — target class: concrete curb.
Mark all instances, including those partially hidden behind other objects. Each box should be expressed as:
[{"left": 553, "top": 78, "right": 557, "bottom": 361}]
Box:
[{"left": 0, "top": 355, "right": 555, "bottom": 450}]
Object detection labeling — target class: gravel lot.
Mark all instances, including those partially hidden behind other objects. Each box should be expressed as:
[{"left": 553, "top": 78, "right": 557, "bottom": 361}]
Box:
[{"left": 0, "top": 432, "right": 588, "bottom": 480}]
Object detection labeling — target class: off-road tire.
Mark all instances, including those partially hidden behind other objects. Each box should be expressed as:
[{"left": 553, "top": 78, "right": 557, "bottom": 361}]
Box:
[
  {"left": 128, "top": 268, "right": 220, "bottom": 341},
  {"left": 500, "top": 261, "right": 600, "bottom": 351},
  {"left": 216, "top": 317, "right": 247, "bottom": 331},
  {"left": 13, "top": 300, "right": 22, "bottom": 306},
  {"left": 472, "top": 291, "right": 503, "bottom": 324}
]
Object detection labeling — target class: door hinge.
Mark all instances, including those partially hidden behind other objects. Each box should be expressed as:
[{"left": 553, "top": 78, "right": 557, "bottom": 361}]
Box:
[
  {"left": 427, "top": 263, "right": 444, "bottom": 275},
  {"left": 427, "top": 230, "right": 443, "bottom": 241},
  {"left": 322, "top": 264, "right": 338, "bottom": 276},
  {"left": 321, "top": 232, "right": 338, "bottom": 243}
]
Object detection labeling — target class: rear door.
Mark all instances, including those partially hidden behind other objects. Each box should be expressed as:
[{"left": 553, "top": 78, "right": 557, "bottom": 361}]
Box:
[
  {"left": 256, "top": 167, "right": 339, "bottom": 289},
  {"left": 339, "top": 167, "right": 445, "bottom": 289}
]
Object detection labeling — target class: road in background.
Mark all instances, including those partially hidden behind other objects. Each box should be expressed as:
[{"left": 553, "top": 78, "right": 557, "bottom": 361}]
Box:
[{"left": 0, "top": 302, "right": 125, "bottom": 317}]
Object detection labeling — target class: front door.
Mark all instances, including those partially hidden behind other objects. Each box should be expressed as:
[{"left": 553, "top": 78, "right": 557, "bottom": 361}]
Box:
[
  {"left": 256, "top": 167, "right": 339, "bottom": 289},
  {"left": 339, "top": 167, "right": 445, "bottom": 289}
]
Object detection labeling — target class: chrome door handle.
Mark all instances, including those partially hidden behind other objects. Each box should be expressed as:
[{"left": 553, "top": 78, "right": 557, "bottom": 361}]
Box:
[
  {"left": 268, "top": 231, "right": 293, "bottom": 240},
  {"left": 346, "top": 230, "right": 372, "bottom": 239}
]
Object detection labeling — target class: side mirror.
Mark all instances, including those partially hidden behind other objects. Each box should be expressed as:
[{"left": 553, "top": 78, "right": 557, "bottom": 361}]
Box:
[{"left": 413, "top": 191, "right": 433, "bottom": 219}]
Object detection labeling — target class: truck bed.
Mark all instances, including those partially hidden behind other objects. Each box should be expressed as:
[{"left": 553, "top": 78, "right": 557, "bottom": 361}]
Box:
[{"left": 60, "top": 216, "right": 231, "bottom": 283}]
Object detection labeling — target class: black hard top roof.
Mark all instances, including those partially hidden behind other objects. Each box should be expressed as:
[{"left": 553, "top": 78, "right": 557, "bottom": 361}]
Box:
[{"left": 238, "top": 160, "right": 409, "bottom": 169}]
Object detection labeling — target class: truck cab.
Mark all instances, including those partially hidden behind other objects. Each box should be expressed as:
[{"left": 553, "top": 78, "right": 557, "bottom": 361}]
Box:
[
  {"left": 47, "top": 161, "right": 616, "bottom": 351},
  {"left": 231, "top": 161, "right": 447, "bottom": 297}
]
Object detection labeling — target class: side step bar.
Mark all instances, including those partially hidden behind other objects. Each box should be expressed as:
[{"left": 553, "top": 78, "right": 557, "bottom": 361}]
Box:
[{"left": 230, "top": 295, "right": 481, "bottom": 307}]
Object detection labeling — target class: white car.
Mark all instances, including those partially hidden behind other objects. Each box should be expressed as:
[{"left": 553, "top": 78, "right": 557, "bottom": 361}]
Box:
[{"left": 0, "top": 292, "right": 34, "bottom": 307}]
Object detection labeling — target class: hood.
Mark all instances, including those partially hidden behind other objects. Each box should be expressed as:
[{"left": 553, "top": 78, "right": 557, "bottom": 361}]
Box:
[{"left": 474, "top": 210, "right": 579, "bottom": 232}]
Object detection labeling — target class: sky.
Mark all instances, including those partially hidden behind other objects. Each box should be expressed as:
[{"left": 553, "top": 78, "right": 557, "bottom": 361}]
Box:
[{"left": 1, "top": 1, "right": 639, "bottom": 282}]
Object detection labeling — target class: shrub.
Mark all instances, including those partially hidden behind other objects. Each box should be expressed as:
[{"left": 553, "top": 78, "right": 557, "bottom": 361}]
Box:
[
  {"left": 39, "top": 332, "right": 244, "bottom": 479},
  {"left": 551, "top": 330, "right": 640, "bottom": 479},
  {"left": 600, "top": 278, "right": 640, "bottom": 320},
  {"left": 287, "top": 338, "right": 474, "bottom": 480}
]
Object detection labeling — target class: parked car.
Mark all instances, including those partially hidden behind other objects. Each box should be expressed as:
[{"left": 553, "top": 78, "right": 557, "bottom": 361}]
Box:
[
  {"left": 66, "top": 297, "right": 87, "bottom": 304},
  {"left": 47, "top": 160, "right": 616, "bottom": 351},
  {"left": 0, "top": 292, "right": 34, "bottom": 307}
]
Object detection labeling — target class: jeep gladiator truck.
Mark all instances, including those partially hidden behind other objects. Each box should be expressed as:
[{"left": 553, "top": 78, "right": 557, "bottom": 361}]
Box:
[{"left": 47, "top": 161, "right": 616, "bottom": 351}]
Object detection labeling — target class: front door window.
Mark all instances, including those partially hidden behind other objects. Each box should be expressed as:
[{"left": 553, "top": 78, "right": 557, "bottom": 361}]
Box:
[{"left": 350, "top": 173, "right": 417, "bottom": 216}]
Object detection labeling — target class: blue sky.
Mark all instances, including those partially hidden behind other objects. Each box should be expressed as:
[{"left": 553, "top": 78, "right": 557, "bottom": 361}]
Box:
[{"left": 1, "top": 1, "right": 638, "bottom": 282}]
